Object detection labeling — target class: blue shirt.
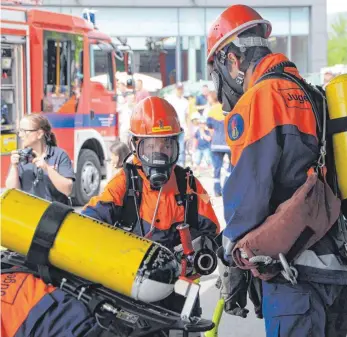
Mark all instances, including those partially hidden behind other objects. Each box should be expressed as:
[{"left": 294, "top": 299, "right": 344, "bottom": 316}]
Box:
[
  {"left": 194, "top": 129, "right": 211, "bottom": 150},
  {"left": 206, "top": 105, "right": 230, "bottom": 153},
  {"left": 196, "top": 95, "right": 207, "bottom": 113},
  {"left": 18, "top": 146, "right": 75, "bottom": 204}
]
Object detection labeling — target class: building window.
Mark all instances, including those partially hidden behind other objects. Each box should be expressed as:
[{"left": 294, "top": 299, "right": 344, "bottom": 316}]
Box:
[
  {"left": 290, "top": 7, "right": 310, "bottom": 73},
  {"left": 43, "top": 31, "right": 82, "bottom": 113},
  {"left": 90, "top": 43, "right": 114, "bottom": 91},
  {"left": 291, "top": 36, "right": 309, "bottom": 74},
  {"left": 179, "top": 8, "right": 205, "bottom": 36},
  {"left": 181, "top": 36, "right": 205, "bottom": 82},
  {"left": 46, "top": 5, "right": 311, "bottom": 82},
  {"left": 117, "top": 37, "right": 177, "bottom": 88},
  {"left": 269, "top": 36, "right": 288, "bottom": 55}
]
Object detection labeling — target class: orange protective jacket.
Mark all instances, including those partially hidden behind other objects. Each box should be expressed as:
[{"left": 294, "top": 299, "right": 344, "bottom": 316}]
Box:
[
  {"left": 222, "top": 53, "right": 347, "bottom": 284},
  {"left": 1, "top": 272, "right": 100, "bottom": 337},
  {"left": 82, "top": 158, "right": 220, "bottom": 248}
]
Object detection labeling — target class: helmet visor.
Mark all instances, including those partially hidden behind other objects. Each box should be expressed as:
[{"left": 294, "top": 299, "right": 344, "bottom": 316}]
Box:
[{"left": 137, "top": 137, "right": 179, "bottom": 167}]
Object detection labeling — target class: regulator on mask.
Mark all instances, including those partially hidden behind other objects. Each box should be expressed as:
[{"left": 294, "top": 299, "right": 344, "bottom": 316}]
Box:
[{"left": 136, "top": 137, "right": 179, "bottom": 189}]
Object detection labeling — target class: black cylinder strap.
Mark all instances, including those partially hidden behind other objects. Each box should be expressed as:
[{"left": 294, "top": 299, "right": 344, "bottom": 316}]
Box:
[{"left": 26, "top": 202, "right": 73, "bottom": 282}]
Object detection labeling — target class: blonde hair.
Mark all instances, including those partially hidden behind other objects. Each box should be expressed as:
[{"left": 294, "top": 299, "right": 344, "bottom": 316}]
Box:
[{"left": 22, "top": 114, "right": 57, "bottom": 146}]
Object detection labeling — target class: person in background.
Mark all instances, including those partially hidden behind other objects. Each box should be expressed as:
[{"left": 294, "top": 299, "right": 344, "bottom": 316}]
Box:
[
  {"left": 192, "top": 116, "right": 212, "bottom": 177},
  {"left": 196, "top": 85, "right": 210, "bottom": 114},
  {"left": 109, "top": 141, "right": 131, "bottom": 177},
  {"left": 206, "top": 91, "right": 231, "bottom": 197},
  {"left": 5, "top": 114, "right": 74, "bottom": 204},
  {"left": 322, "top": 71, "right": 337, "bottom": 90},
  {"left": 135, "top": 79, "right": 150, "bottom": 103},
  {"left": 166, "top": 82, "right": 189, "bottom": 167},
  {"left": 1, "top": 99, "right": 9, "bottom": 125},
  {"left": 187, "top": 92, "right": 197, "bottom": 122},
  {"left": 117, "top": 81, "right": 128, "bottom": 105},
  {"left": 323, "top": 71, "right": 334, "bottom": 85},
  {"left": 189, "top": 112, "right": 201, "bottom": 138},
  {"left": 119, "top": 82, "right": 128, "bottom": 98},
  {"left": 119, "top": 92, "right": 136, "bottom": 145}
]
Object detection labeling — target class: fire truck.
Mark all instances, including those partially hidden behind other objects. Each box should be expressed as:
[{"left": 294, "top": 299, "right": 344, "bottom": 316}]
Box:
[{"left": 1, "top": 4, "right": 132, "bottom": 205}]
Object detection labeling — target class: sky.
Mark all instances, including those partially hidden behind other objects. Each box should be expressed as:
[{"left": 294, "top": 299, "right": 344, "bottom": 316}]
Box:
[{"left": 327, "top": 0, "right": 347, "bottom": 14}]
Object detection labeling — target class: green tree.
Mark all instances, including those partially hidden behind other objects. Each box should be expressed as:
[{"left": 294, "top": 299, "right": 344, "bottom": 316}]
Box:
[{"left": 328, "top": 14, "right": 347, "bottom": 66}]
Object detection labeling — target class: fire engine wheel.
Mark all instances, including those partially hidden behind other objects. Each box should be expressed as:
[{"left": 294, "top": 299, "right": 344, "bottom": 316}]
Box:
[{"left": 75, "top": 149, "right": 101, "bottom": 206}]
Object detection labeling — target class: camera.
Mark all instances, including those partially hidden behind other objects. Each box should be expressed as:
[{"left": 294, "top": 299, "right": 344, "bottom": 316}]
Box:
[{"left": 18, "top": 147, "right": 35, "bottom": 164}]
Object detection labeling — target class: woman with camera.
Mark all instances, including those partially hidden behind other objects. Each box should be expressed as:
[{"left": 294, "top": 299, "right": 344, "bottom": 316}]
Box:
[{"left": 5, "top": 114, "right": 74, "bottom": 204}]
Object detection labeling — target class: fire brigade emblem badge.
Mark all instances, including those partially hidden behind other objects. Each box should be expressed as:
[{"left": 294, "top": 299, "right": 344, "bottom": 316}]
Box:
[
  {"left": 152, "top": 119, "right": 172, "bottom": 133},
  {"left": 228, "top": 113, "right": 244, "bottom": 141}
]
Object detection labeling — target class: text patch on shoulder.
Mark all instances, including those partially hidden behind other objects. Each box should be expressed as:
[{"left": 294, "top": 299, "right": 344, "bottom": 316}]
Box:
[{"left": 279, "top": 88, "right": 311, "bottom": 110}]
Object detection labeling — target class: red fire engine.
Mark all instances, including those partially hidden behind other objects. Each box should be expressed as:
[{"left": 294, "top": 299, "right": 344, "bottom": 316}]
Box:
[{"left": 1, "top": 4, "right": 132, "bottom": 205}]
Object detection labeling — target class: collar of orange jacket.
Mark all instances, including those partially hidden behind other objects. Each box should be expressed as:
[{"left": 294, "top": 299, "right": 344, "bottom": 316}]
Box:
[{"left": 248, "top": 53, "right": 301, "bottom": 89}]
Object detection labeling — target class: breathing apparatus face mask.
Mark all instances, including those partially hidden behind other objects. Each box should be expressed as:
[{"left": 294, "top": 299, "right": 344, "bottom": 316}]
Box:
[
  {"left": 209, "top": 49, "right": 244, "bottom": 114},
  {"left": 137, "top": 137, "right": 179, "bottom": 189}
]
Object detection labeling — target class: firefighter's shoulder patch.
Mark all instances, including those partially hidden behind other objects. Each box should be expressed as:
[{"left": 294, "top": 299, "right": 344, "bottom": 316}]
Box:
[{"left": 227, "top": 113, "right": 244, "bottom": 141}]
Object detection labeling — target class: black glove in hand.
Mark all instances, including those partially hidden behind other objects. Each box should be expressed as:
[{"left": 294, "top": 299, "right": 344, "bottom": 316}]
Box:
[
  {"left": 248, "top": 275, "right": 263, "bottom": 319},
  {"left": 218, "top": 258, "right": 249, "bottom": 318}
]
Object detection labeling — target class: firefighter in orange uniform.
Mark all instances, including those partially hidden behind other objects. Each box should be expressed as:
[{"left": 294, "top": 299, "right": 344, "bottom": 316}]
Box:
[
  {"left": 82, "top": 96, "right": 220, "bottom": 316},
  {"left": 207, "top": 4, "right": 347, "bottom": 337},
  {"left": 1, "top": 272, "right": 103, "bottom": 337}
]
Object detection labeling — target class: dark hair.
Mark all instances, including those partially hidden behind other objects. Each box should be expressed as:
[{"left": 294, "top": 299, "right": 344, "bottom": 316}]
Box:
[
  {"left": 110, "top": 141, "right": 131, "bottom": 168},
  {"left": 23, "top": 114, "right": 57, "bottom": 146}
]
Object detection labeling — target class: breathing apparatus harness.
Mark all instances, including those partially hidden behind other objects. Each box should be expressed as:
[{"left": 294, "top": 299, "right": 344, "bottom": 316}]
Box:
[
  {"left": 257, "top": 61, "right": 347, "bottom": 258},
  {"left": 233, "top": 61, "right": 347, "bottom": 284},
  {"left": 119, "top": 162, "right": 218, "bottom": 278},
  {"left": 119, "top": 162, "right": 198, "bottom": 235}
]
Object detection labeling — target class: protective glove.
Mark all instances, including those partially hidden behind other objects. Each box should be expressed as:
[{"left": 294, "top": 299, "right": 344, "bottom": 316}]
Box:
[
  {"left": 248, "top": 274, "right": 263, "bottom": 319},
  {"left": 217, "top": 237, "right": 264, "bottom": 319},
  {"left": 217, "top": 248, "right": 249, "bottom": 318}
]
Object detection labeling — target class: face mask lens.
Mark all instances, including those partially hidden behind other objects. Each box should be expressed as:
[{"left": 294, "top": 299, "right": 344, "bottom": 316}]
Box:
[{"left": 138, "top": 137, "right": 179, "bottom": 166}]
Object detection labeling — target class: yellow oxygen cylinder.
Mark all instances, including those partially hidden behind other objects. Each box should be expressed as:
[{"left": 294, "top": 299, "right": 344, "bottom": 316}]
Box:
[
  {"left": 325, "top": 74, "right": 347, "bottom": 216},
  {"left": 0, "top": 189, "right": 179, "bottom": 302}
]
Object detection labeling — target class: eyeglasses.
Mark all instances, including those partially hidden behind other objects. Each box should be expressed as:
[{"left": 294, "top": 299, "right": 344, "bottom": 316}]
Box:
[{"left": 16, "top": 128, "right": 39, "bottom": 135}]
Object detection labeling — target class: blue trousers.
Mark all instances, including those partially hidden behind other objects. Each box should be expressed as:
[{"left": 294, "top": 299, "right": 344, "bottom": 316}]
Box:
[
  {"left": 211, "top": 151, "right": 231, "bottom": 195},
  {"left": 193, "top": 148, "right": 211, "bottom": 166},
  {"left": 263, "top": 281, "right": 347, "bottom": 337}
]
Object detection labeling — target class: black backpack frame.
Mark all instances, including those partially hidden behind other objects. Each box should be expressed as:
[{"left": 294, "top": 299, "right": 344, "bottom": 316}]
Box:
[
  {"left": 118, "top": 164, "right": 198, "bottom": 235},
  {"left": 256, "top": 61, "right": 347, "bottom": 259}
]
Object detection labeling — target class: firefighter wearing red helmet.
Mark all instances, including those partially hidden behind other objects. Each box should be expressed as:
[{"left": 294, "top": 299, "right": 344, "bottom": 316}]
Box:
[
  {"left": 207, "top": 4, "right": 347, "bottom": 337},
  {"left": 82, "top": 97, "right": 220, "bottom": 334}
]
